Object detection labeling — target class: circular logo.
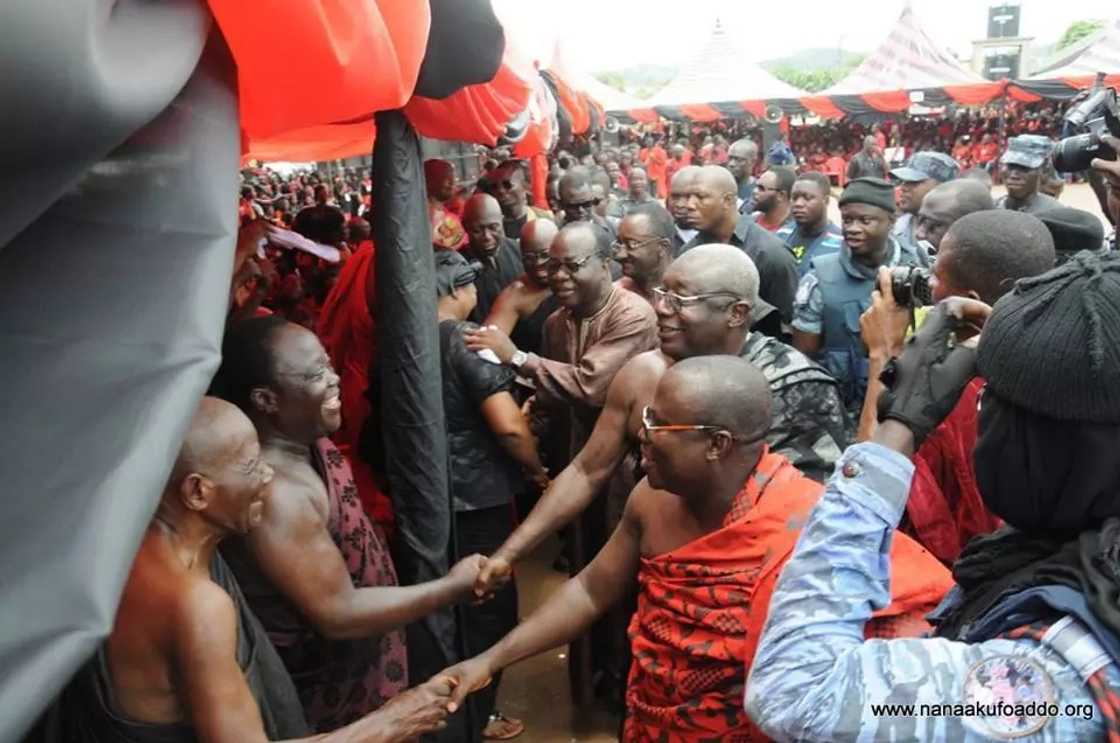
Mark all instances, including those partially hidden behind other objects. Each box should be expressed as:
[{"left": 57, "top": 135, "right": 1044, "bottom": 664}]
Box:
[{"left": 962, "top": 655, "right": 1056, "bottom": 738}]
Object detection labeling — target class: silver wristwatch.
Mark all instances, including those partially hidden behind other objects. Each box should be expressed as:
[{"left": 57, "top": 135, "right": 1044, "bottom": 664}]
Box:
[{"left": 510, "top": 350, "right": 529, "bottom": 368}]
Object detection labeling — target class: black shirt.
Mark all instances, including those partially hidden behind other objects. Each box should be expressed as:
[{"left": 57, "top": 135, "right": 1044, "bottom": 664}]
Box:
[
  {"left": 466, "top": 237, "right": 524, "bottom": 325},
  {"left": 682, "top": 214, "right": 799, "bottom": 329},
  {"left": 439, "top": 320, "right": 522, "bottom": 511}
]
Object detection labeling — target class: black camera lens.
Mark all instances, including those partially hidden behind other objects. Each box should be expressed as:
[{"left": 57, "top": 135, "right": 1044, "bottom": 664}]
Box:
[
  {"left": 889, "top": 266, "right": 933, "bottom": 308},
  {"left": 1052, "top": 133, "right": 1104, "bottom": 173}
]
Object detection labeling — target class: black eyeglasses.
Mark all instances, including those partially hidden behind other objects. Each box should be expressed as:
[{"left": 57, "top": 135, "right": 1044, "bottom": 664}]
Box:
[
  {"left": 564, "top": 198, "right": 602, "bottom": 211},
  {"left": 651, "top": 287, "right": 745, "bottom": 313},
  {"left": 545, "top": 254, "right": 597, "bottom": 275}
]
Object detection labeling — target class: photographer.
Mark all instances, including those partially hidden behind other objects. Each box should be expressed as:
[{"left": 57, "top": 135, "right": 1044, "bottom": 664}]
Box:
[
  {"left": 748, "top": 255, "right": 1120, "bottom": 741},
  {"left": 857, "top": 211, "right": 1055, "bottom": 563}
]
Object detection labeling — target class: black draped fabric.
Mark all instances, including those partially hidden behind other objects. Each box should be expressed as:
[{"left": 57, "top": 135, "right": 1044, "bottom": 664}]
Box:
[
  {"left": 414, "top": 0, "right": 504, "bottom": 99},
  {"left": 28, "top": 556, "right": 308, "bottom": 742},
  {"left": 368, "top": 111, "right": 463, "bottom": 736},
  {"left": 0, "top": 5, "right": 241, "bottom": 738},
  {"left": 510, "top": 294, "right": 561, "bottom": 357}
]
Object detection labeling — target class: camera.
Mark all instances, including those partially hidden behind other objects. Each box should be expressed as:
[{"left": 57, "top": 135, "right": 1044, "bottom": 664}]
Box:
[
  {"left": 1052, "top": 78, "right": 1120, "bottom": 173},
  {"left": 890, "top": 266, "right": 933, "bottom": 308}
]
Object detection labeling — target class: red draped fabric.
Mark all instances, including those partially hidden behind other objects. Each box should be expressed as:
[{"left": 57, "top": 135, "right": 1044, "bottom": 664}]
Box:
[
  {"left": 678, "top": 104, "right": 721, "bottom": 122},
  {"left": 209, "top": 0, "right": 429, "bottom": 142},
  {"left": 405, "top": 43, "right": 534, "bottom": 146},
  {"left": 944, "top": 81, "right": 1006, "bottom": 106},
  {"left": 862, "top": 90, "right": 912, "bottom": 112},
  {"left": 799, "top": 95, "right": 846, "bottom": 119},
  {"left": 624, "top": 452, "right": 953, "bottom": 742}
]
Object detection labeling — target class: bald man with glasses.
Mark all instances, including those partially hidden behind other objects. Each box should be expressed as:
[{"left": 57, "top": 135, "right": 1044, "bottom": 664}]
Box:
[
  {"left": 472, "top": 244, "right": 851, "bottom": 605},
  {"left": 442, "top": 356, "right": 949, "bottom": 742}
]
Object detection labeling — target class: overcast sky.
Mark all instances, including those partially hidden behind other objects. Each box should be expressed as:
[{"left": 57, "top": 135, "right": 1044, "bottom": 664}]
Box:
[{"left": 493, "top": 0, "right": 1118, "bottom": 73}]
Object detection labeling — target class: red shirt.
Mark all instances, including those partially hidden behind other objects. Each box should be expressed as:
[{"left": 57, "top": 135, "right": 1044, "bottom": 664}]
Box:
[{"left": 903, "top": 378, "right": 1002, "bottom": 565}]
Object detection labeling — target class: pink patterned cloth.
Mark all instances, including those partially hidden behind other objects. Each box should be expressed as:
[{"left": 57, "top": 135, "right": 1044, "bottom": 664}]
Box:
[{"left": 290, "top": 439, "right": 408, "bottom": 731}]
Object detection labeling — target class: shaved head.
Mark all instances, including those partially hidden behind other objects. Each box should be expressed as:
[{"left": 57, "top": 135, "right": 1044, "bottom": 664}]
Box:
[
  {"left": 520, "top": 218, "right": 558, "bottom": 252},
  {"left": 671, "top": 165, "right": 701, "bottom": 189},
  {"left": 668, "top": 244, "right": 760, "bottom": 303},
  {"left": 170, "top": 397, "right": 258, "bottom": 490},
  {"left": 697, "top": 165, "right": 738, "bottom": 198},
  {"left": 659, "top": 356, "right": 772, "bottom": 439},
  {"left": 463, "top": 193, "right": 503, "bottom": 226}
]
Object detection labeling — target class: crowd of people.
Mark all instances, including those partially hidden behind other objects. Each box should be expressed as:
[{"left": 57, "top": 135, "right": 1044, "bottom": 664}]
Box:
[{"left": 51, "top": 103, "right": 1120, "bottom": 743}]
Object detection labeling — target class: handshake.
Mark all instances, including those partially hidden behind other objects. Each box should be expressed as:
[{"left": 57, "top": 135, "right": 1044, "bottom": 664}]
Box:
[{"left": 445, "top": 552, "right": 517, "bottom": 604}]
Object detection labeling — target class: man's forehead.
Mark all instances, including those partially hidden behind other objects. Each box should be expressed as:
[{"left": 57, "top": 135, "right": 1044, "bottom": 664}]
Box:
[
  {"left": 620, "top": 214, "right": 653, "bottom": 236},
  {"left": 273, "top": 325, "right": 324, "bottom": 367},
  {"left": 920, "top": 191, "right": 956, "bottom": 219},
  {"left": 551, "top": 229, "right": 595, "bottom": 256}
]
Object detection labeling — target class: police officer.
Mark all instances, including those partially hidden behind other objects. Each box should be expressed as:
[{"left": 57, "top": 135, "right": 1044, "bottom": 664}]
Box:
[
  {"left": 749, "top": 253, "right": 1120, "bottom": 742},
  {"left": 891, "top": 151, "right": 960, "bottom": 267},
  {"left": 997, "top": 134, "right": 1062, "bottom": 215},
  {"left": 791, "top": 177, "right": 914, "bottom": 416}
]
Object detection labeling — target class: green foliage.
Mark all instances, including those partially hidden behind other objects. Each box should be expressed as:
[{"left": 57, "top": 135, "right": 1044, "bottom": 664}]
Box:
[
  {"left": 594, "top": 71, "right": 628, "bottom": 92},
  {"left": 768, "top": 56, "right": 865, "bottom": 93},
  {"left": 1056, "top": 20, "right": 1105, "bottom": 51}
]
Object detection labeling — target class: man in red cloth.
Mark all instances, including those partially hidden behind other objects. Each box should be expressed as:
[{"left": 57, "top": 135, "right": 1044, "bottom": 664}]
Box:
[
  {"left": 443, "top": 356, "right": 951, "bottom": 741},
  {"left": 857, "top": 209, "right": 1056, "bottom": 564}
]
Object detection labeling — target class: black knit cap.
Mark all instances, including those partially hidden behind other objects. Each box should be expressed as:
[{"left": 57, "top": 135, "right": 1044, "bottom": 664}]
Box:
[
  {"left": 978, "top": 251, "right": 1120, "bottom": 423},
  {"left": 1036, "top": 207, "right": 1105, "bottom": 261},
  {"left": 838, "top": 177, "right": 896, "bottom": 214}
]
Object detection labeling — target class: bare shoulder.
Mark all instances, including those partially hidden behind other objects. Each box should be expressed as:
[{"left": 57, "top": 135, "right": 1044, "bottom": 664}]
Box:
[
  {"left": 612, "top": 349, "right": 671, "bottom": 393},
  {"left": 255, "top": 459, "right": 328, "bottom": 534},
  {"left": 170, "top": 572, "right": 238, "bottom": 650}
]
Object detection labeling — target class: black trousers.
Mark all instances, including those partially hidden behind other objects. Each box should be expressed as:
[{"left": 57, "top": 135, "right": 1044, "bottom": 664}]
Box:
[{"left": 455, "top": 505, "right": 519, "bottom": 737}]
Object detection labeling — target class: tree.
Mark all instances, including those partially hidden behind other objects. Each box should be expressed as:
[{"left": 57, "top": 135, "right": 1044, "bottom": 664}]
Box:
[
  {"left": 769, "top": 57, "right": 864, "bottom": 93},
  {"left": 1056, "top": 20, "right": 1105, "bottom": 51}
]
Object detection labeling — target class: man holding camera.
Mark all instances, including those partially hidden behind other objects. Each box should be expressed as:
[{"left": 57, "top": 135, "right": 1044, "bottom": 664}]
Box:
[
  {"left": 791, "top": 177, "right": 915, "bottom": 417},
  {"left": 857, "top": 210, "right": 1057, "bottom": 564},
  {"left": 996, "top": 135, "right": 1061, "bottom": 215},
  {"left": 890, "top": 151, "right": 960, "bottom": 267}
]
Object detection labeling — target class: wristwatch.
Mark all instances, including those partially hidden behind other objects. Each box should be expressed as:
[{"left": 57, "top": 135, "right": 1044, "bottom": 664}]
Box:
[{"left": 510, "top": 350, "right": 529, "bottom": 369}]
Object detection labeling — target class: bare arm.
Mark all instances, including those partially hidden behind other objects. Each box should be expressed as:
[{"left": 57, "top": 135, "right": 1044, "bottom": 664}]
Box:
[
  {"left": 857, "top": 355, "right": 887, "bottom": 441},
  {"left": 474, "top": 357, "right": 643, "bottom": 598},
  {"left": 480, "top": 390, "right": 546, "bottom": 480},
  {"left": 483, "top": 284, "right": 524, "bottom": 336},
  {"left": 176, "top": 579, "right": 457, "bottom": 742},
  {"left": 501, "top": 358, "right": 638, "bottom": 563},
  {"left": 247, "top": 479, "right": 476, "bottom": 640},
  {"left": 450, "top": 488, "right": 646, "bottom": 708}
]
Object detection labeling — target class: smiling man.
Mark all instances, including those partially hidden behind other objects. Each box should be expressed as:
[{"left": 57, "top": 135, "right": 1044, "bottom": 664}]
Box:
[
  {"left": 473, "top": 244, "right": 850, "bottom": 616},
  {"left": 446, "top": 356, "right": 948, "bottom": 742},
  {"left": 996, "top": 135, "right": 1061, "bottom": 215},
  {"left": 614, "top": 203, "right": 675, "bottom": 305},
  {"left": 211, "top": 317, "right": 485, "bottom": 732},
  {"left": 61, "top": 397, "right": 459, "bottom": 742}
]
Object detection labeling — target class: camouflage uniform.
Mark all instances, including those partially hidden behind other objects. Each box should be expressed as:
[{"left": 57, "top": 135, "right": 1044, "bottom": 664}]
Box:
[
  {"left": 742, "top": 332, "right": 849, "bottom": 483},
  {"left": 747, "top": 442, "right": 1120, "bottom": 742}
]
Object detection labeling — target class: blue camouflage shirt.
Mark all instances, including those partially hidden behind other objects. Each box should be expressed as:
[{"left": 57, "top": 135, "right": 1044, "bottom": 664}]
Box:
[{"left": 746, "top": 442, "right": 1120, "bottom": 742}]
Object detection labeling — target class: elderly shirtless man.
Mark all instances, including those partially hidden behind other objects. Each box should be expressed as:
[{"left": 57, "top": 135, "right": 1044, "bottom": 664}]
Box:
[{"left": 60, "top": 397, "right": 454, "bottom": 742}]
